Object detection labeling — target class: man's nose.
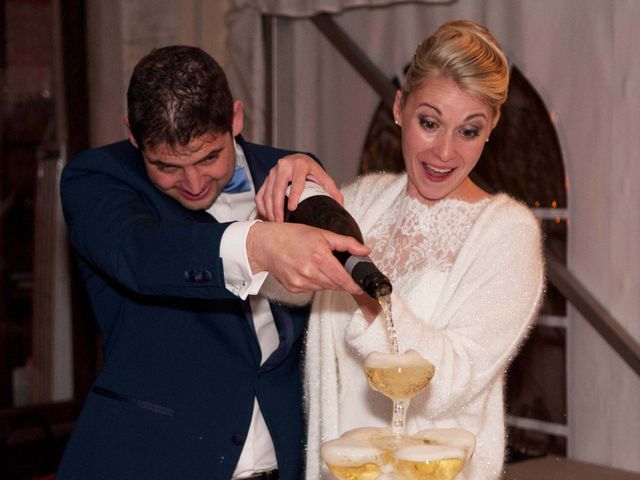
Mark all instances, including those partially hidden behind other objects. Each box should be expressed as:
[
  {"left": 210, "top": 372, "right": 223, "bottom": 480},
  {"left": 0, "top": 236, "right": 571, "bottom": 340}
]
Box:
[{"left": 182, "top": 167, "right": 203, "bottom": 193}]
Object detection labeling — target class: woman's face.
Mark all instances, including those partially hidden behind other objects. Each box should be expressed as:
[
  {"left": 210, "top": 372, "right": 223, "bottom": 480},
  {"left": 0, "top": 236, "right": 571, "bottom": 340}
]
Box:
[{"left": 394, "top": 76, "right": 494, "bottom": 203}]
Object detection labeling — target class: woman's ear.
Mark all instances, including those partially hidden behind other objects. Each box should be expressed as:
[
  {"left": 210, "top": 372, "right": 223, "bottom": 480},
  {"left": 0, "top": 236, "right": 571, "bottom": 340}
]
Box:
[{"left": 393, "top": 90, "right": 403, "bottom": 126}]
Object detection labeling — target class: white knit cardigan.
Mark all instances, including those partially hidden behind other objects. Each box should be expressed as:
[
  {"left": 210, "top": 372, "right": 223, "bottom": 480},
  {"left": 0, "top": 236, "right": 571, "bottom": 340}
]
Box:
[{"left": 304, "top": 173, "right": 545, "bottom": 479}]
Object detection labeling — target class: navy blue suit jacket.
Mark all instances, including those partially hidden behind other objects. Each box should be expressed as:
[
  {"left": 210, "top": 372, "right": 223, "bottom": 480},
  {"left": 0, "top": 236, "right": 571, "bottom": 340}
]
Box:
[{"left": 57, "top": 136, "right": 310, "bottom": 479}]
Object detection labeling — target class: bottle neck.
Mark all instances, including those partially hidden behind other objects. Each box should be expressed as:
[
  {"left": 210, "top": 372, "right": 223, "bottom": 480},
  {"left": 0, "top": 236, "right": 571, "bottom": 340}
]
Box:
[
  {"left": 344, "top": 255, "right": 373, "bottom": 275},
  {"left": 346, "top": 256, "right": 393, "bottom": 298}
]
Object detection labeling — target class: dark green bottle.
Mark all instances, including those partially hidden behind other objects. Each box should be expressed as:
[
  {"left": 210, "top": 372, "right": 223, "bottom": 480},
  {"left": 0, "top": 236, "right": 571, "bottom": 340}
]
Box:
[{"left": 284, "top": 182, "right": 392, "bottom": 299}]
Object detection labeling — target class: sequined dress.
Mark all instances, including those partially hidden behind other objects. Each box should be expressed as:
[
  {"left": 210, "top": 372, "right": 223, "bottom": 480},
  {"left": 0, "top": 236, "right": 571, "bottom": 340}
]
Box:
[{"left": 304, "top": 173, "right": 544, "bottom": 480}]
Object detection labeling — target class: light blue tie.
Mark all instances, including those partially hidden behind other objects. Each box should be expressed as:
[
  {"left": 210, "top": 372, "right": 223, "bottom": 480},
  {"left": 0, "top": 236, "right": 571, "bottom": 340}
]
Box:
[{"left": 223, "top": 165, "right": 251, "bottom": 193}]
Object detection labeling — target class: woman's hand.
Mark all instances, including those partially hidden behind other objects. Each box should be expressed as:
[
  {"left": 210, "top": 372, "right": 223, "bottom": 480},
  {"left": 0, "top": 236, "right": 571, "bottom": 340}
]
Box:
[
  {"left": 352, "top": 293, "right": 382, "bottom": 323},
  {"left": 256, "top": 153, "right": 344, "bottom": 222}
]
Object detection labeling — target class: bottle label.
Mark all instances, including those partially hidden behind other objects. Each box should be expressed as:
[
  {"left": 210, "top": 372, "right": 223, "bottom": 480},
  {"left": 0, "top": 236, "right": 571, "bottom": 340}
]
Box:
[
  {"left": 344, "top": 255, "right": 373, "bottom": 275},
  {"left": 286, "top": 180, "right": 332, "bottom": 202}
]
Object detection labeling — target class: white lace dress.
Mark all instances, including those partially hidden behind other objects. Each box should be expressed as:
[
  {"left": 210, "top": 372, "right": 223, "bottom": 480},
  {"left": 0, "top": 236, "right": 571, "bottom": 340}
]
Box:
[{"left": 304, "top": 173, "right": 545, "bottom": 480}]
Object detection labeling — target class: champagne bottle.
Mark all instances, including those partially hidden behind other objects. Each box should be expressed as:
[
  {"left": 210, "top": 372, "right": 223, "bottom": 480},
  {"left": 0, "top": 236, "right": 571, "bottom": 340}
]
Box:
[{"left": 284, "top": 181, "right": 392, "bottom": 299}]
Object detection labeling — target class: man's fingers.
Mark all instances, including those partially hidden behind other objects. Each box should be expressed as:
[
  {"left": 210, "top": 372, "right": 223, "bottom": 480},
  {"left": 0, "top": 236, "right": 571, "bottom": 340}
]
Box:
[
  {"left": 307, "top": 172, "right": 344, "bottom": 206},
  {"left": 274, "top": 254, "right": 357, "bottom": 294},
  {"left": 322, "top": 231, "right": 371, "bottom": 257},
  {"left": 261, "top": 174, "right": 276, "bottom": 221},
  {"left": 286, "top": 176, "right": 307, "bottom": 215},
  {"left": 303, "top": 160, "right": 343, "bottom": 206},
  {"left": 283, "top": 158, "right": 312, "bottom": 218},
  {"left": 255, "top": 179, "right": 265, "bottom": 219},
  {"left": 275, "top": 168, "right": 298, "bottom": 223},
  {"left": 296, "top": 246, "right": 362, "bottom": 295},
  {"left": 248, "top": 222, "right": 367, "bottom": 295},
  {"left": 281, "top": 276, "right": 327, "bottom": 293},
  {"left": 320, "top": 255, "right": 364, "bottom": 295},
  {"left": 259, "top": 154, "right": 344, "bottom": 222},
  {"left": 313, "top": 230, "right": 368, "bottom": 295}
]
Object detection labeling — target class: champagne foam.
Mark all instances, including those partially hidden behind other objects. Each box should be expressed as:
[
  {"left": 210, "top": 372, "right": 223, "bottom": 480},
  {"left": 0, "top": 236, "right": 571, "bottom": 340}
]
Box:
[
  {"left": 320, "top": 437, "right": 384, "bottom": 466},
  {"left": 364, "top": 349, "right": 434, "bottom": 371},
  {"left": 341, "top": 427, "right": 392, "bottom": 440}
]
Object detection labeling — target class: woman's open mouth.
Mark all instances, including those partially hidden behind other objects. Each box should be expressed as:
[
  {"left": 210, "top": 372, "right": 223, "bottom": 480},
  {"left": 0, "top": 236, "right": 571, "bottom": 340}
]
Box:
[{"left": 423, "top": 163, "right": 454, "bottom": 181}]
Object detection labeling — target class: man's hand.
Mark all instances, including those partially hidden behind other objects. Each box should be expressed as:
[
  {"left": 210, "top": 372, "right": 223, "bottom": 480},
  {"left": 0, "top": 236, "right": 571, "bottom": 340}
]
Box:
[
  {"left": 246, "top": 222, "right": 370, "bottom": 295},
  {"left": 256, "top": 154, "right": 343, "bottom": 222}
]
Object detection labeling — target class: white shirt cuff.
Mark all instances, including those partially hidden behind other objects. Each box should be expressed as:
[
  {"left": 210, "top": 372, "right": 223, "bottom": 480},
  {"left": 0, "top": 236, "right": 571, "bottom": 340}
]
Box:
[{"left": 220, "top": 220, "right": 268, "bottom": 299}]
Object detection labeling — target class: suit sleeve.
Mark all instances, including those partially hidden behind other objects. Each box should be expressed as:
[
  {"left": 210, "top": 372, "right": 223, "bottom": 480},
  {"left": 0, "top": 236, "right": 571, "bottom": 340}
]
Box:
[{"left": 60, "top": 148, "right": 237, "bottom": 300}]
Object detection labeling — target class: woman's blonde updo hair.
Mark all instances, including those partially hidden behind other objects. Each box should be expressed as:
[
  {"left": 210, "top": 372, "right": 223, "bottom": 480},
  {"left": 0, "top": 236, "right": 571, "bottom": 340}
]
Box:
[{"left": 401, "top": 20, "right": 509, "bottom": 125}]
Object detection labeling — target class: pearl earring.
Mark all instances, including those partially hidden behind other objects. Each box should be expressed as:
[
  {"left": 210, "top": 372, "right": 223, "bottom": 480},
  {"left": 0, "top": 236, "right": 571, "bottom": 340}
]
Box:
[
  {"left": 394, "top": 119, "right": 399, "bottom": 126},
  {"left": 485, "top": 138, "right": 489, "bottom": 143}
]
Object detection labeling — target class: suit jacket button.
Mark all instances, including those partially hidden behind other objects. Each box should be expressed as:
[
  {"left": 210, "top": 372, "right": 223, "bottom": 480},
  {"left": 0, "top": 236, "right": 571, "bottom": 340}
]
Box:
[{"left": 231, "top": 434, "right": 245, "bottom": 446}]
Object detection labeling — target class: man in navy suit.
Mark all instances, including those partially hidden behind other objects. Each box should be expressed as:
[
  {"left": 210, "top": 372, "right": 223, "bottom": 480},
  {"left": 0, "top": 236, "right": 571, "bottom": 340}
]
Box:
[{"left": 57, "top": 45, "right": 368, "bottom": 480}]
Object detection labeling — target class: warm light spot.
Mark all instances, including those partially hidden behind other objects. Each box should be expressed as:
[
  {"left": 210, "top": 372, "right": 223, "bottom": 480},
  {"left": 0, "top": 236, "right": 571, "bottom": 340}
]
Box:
[
  {"left": 554, "top": 217, "right": 561, "bottom": 224},
  {"left": 551, "top": 200, "right": 557, "bottom": 208},
  {"left": 534, "top": 201, "right": 540, "bottom": 208}
]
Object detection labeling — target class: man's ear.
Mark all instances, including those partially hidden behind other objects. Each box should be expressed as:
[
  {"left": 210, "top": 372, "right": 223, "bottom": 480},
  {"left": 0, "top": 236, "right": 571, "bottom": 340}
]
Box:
[
  {"left": 231, "top": 100, "right": 244, "bottom": 137},
  {"left": 123, "top": 117, "right": 139, "bottom": 149}
]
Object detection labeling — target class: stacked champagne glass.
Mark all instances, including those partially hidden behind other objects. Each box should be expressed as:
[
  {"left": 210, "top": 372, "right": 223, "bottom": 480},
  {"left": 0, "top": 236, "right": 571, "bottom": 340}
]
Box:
[{"left": 320, "top": 296, "right": 476, "bottom": 480}]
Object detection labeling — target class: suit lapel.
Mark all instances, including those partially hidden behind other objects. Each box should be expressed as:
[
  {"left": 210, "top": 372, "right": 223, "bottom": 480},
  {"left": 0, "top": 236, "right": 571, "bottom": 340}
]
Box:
[
  {"left": 240, "top": 298, "right": 263, "bottom": 366},
  {"left": 238, "top": 137, "right": 303, "bottom": 371},
  {"left": 259, "top": 302, "right": 295, "bottom": 373}
]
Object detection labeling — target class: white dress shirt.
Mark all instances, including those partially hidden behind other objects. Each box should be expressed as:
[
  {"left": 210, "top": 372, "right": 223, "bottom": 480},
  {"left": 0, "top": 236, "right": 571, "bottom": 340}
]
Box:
[{"left": 207, "top": 142, "right": 279, "bottom": 478}]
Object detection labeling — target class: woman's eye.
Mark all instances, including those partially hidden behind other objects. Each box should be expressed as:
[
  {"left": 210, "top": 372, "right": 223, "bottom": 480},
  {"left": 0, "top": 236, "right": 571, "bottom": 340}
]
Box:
[
  {"left": 461, "top": 128, "right": 480, "bottom": 138},
  {"left": 419, "top": 118, "right": 437, "bottom": 130}
]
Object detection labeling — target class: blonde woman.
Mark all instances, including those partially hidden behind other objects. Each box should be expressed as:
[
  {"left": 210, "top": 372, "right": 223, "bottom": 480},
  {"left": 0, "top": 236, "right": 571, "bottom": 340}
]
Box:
[{"left": 258, "top": 20, "right": 545, "bottom": 480}]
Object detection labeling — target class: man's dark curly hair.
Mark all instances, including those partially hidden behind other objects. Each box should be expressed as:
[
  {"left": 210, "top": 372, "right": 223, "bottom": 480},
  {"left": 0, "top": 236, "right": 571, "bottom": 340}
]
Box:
[{"left": 127, "top": 45, "right": 234, "bottom": 151}]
